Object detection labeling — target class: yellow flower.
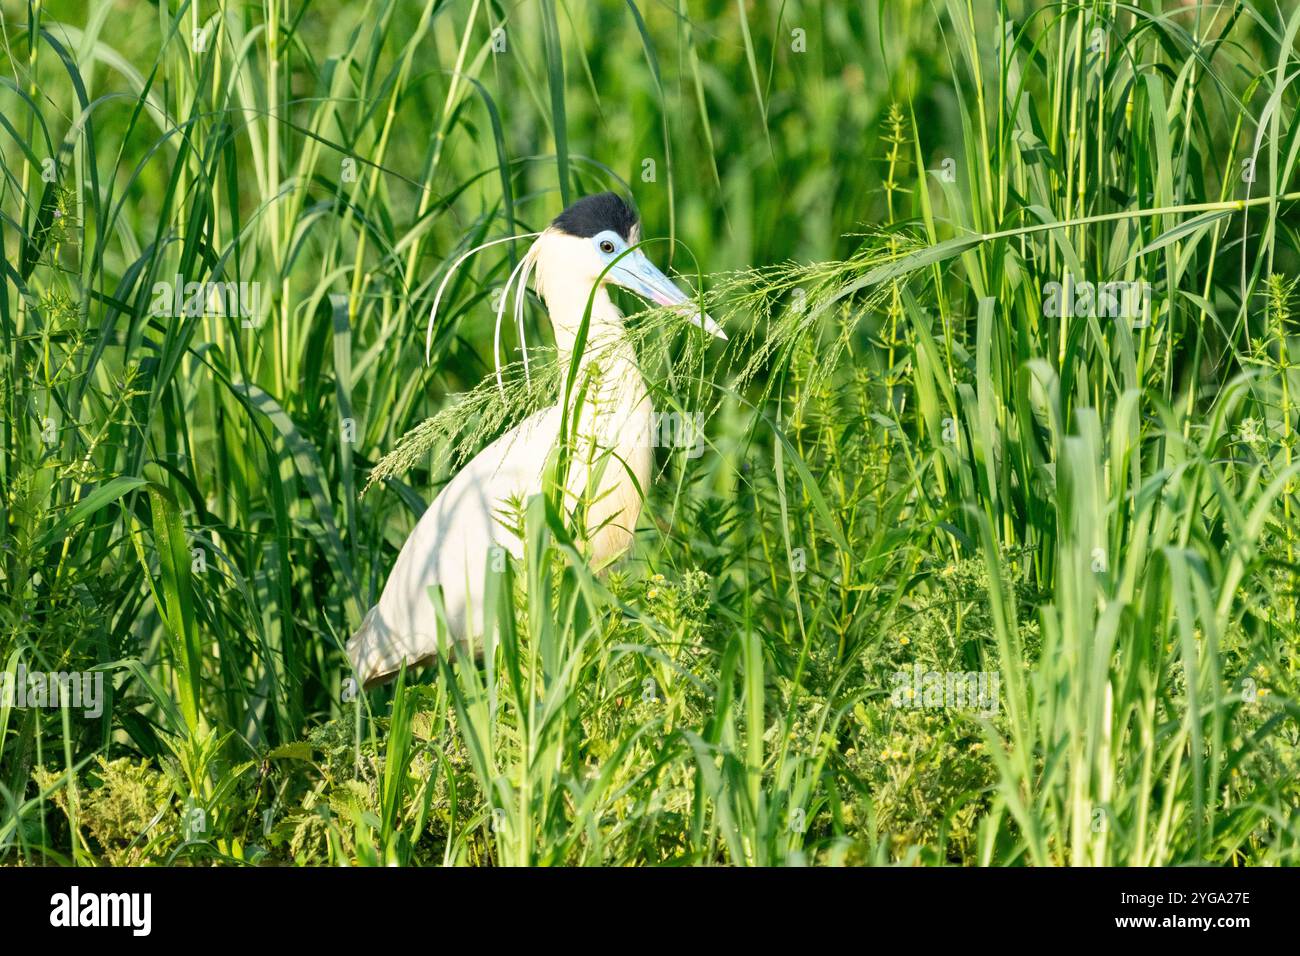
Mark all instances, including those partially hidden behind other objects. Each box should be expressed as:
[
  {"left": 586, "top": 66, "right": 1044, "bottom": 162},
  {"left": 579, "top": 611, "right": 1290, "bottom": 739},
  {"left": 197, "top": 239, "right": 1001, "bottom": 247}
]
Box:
[
  {"left": 899, "top": 636, "right": 911, "bottom": 646},
  {"left": 647, "top": 588, "right": 659, "bottom": 599},
  {"left": 879, "top": 749, "right": 892, "bottom": 761},
  {"left": 652, "top": 573, "right": 666, "bottom": 583}
]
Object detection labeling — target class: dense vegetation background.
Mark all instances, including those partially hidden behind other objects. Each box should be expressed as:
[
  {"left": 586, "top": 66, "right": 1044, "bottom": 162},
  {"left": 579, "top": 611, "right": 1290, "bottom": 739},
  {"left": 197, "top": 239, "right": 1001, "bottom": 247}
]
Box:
[{"left": 2, "top": 0, "right": 1299, "bottom": 865}]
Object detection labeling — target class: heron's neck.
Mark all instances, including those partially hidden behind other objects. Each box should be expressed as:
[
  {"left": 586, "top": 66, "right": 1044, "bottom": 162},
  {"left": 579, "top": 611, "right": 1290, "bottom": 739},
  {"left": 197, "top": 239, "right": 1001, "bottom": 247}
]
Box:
[
  {"left": 546, "top": 286, "right": 647, "bottom": 425},
  {"left": 546, "top": 284, "right": 620, "bottom": 353},
  {"left": 546, "top": 285, "right": 633, "bottom": 372}
]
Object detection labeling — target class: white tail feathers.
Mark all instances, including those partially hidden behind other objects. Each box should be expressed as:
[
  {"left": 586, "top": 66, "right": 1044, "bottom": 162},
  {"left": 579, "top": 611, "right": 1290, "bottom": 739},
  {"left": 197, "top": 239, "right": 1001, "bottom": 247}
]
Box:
[{"left": 346, "top": 606, "right": 435, "bottom": 689}]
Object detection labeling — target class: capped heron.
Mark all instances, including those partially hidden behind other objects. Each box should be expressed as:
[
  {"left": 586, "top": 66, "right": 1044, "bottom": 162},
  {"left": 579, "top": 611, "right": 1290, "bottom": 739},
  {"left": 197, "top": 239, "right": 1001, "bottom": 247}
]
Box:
[{"left": 348, "top": 193, "right": 725, "bottom": 687}]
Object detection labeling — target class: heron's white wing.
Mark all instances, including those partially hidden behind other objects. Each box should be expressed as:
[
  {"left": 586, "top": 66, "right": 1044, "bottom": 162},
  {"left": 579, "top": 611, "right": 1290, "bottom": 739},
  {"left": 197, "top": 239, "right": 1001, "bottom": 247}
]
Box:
[{"left": 348, "top": 406, "right": 562, "bottom": 684}]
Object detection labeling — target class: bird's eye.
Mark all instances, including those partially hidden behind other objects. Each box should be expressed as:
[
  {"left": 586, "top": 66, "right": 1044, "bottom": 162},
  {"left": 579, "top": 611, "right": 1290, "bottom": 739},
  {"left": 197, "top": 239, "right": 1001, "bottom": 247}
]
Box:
[{"left": 599, "top": 239, "right": 615, "bottom": 254}]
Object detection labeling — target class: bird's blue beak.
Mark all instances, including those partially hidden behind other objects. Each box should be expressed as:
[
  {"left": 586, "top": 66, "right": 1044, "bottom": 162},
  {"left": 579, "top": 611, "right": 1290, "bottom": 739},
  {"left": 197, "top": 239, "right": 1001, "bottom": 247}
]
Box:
[{"left": 610, "top": 250, "right": 728, "bottom": 340}]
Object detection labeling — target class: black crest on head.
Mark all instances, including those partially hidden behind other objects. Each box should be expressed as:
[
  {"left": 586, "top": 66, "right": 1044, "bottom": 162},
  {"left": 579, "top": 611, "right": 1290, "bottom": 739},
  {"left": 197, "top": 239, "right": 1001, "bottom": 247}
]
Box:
[{"left": 551, "top": 192, "right": 638, "bottom": 241}]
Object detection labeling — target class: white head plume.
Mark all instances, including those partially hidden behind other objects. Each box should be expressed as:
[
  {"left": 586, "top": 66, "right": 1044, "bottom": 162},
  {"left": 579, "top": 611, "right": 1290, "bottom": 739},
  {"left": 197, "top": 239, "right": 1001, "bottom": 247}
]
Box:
[{"left": 425, "top": 231, "right": 542, "bottom": 377}]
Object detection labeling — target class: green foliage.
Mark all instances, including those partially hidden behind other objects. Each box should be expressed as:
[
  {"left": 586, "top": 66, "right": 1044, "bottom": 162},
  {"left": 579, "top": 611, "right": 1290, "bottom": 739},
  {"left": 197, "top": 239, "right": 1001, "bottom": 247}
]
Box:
[
  {"left": 3, "top": 0, "right": 1300, "bottom": 867},
  {"left": 33, "top": 757, "right": 171, "bottom": 866}
]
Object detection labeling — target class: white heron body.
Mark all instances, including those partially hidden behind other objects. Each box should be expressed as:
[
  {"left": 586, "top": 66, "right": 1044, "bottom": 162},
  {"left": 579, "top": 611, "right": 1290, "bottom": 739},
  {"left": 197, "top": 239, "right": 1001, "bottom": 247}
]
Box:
[
  {"left": 349, "top": 260, "right": 653, "bottom": 686},
  {"left": 347, "top": 194, "right": 721, "bottom": 687}
]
